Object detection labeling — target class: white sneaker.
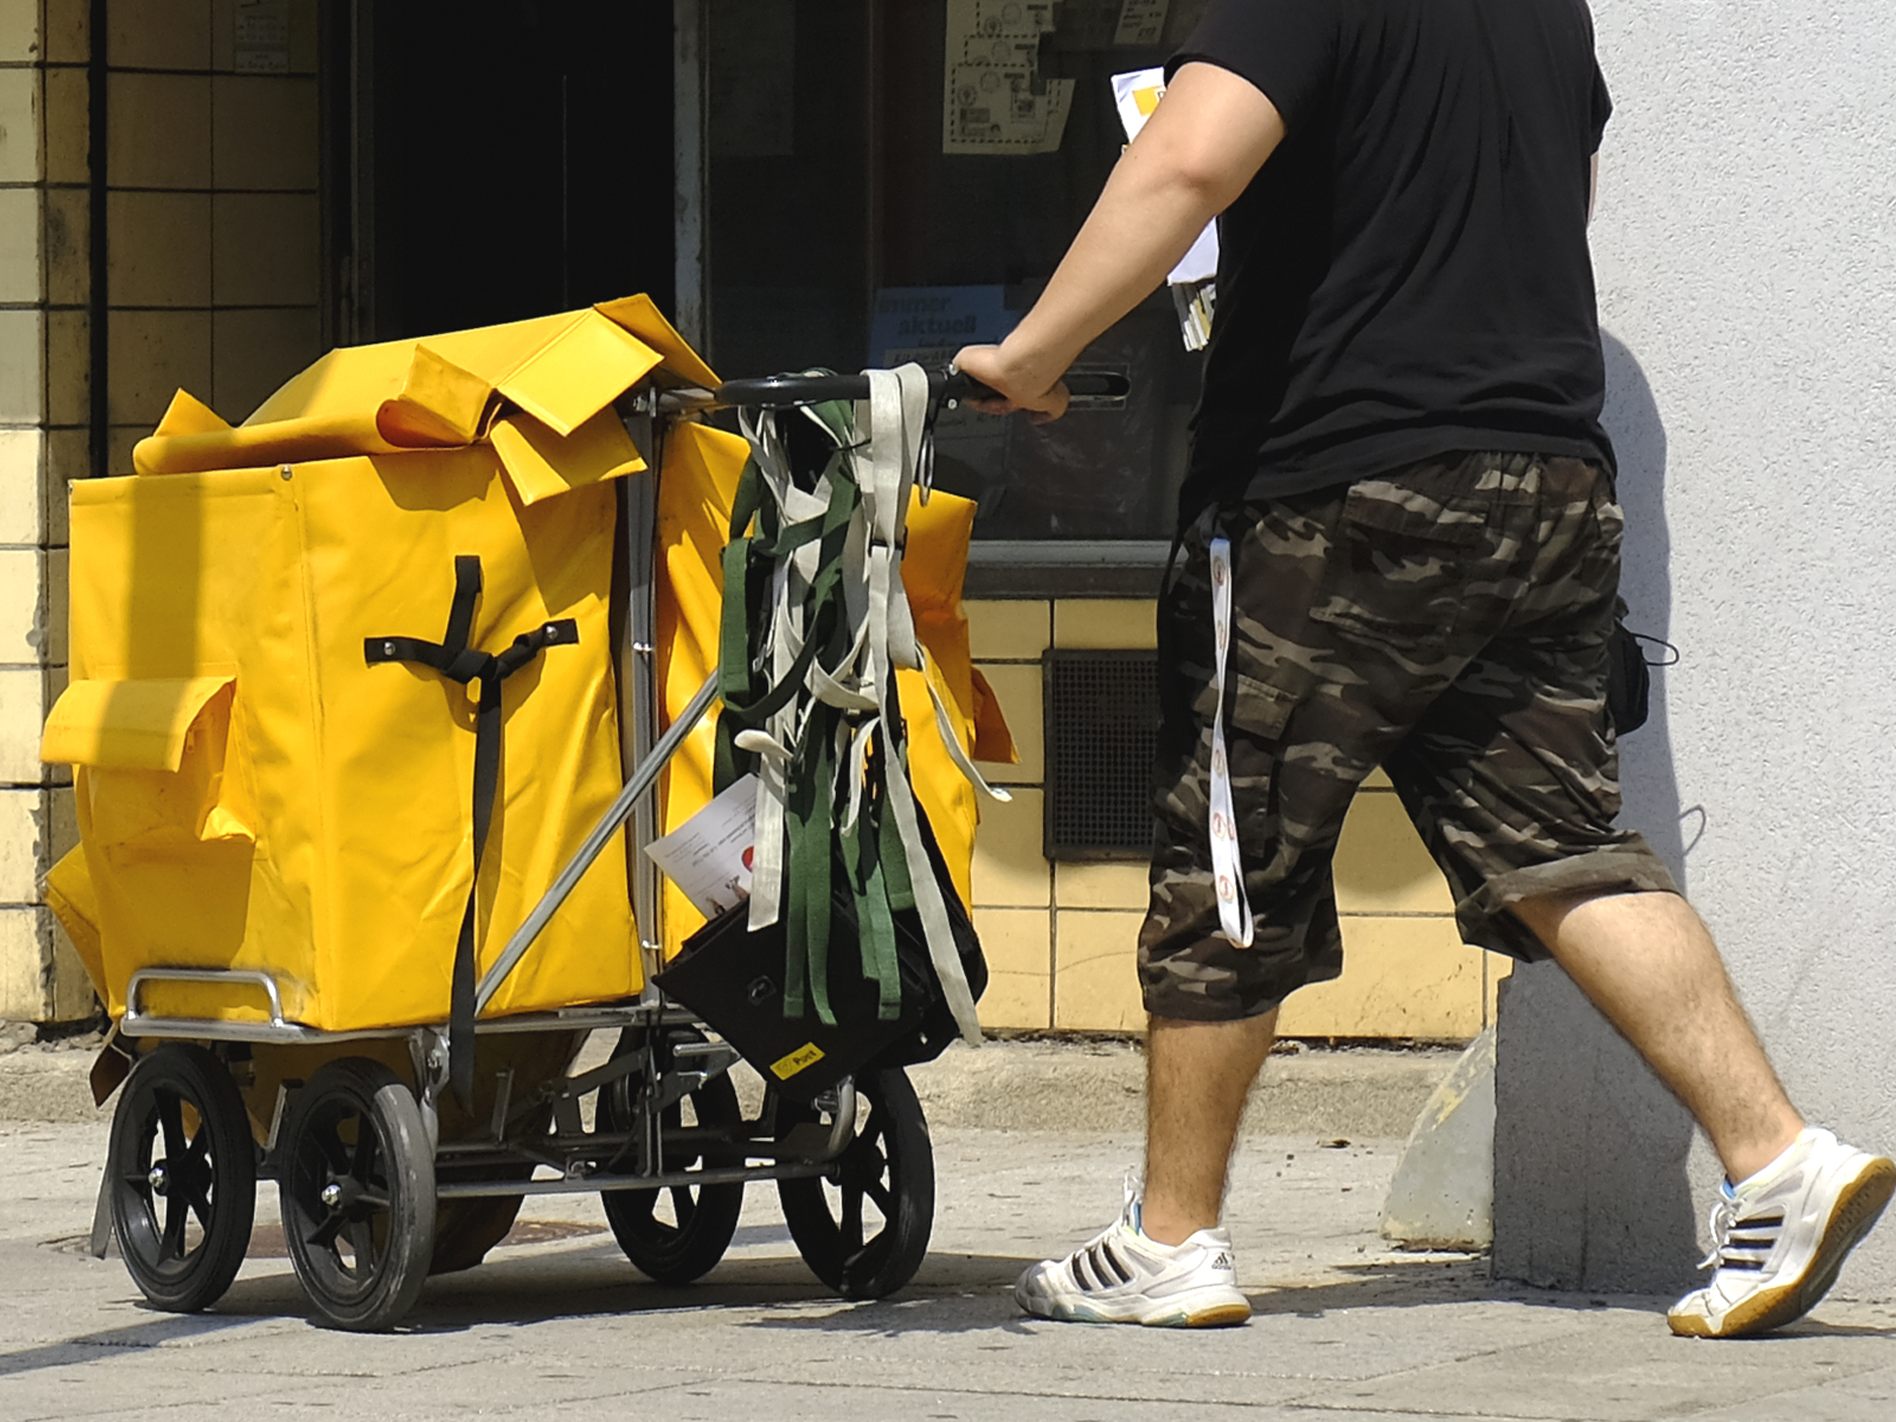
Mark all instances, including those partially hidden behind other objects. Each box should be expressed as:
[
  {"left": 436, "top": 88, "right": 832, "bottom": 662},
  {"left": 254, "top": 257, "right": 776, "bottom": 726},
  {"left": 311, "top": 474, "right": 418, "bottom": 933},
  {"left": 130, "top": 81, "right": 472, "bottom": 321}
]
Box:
[
  {"left": 1669, "top": 1126, "right": 1895, "bottom": 1339},
  {"left": 1015, "top": 1182, "right": 1252, "bottom": 1328}
]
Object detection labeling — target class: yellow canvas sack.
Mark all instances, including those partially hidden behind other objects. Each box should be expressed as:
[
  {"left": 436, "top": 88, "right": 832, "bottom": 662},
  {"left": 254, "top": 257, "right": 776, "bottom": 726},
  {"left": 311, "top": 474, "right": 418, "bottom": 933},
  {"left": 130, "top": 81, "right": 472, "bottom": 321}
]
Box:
[{"left": 40, "top": 298, "right": 717, "bottom": 1032}]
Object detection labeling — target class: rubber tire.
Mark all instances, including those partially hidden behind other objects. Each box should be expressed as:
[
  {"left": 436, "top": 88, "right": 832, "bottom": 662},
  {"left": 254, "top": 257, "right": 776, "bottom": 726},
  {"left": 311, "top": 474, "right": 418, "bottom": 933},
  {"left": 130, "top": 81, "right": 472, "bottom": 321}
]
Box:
[
  {"left": 108, "top": 1042, "right": 256, "bottom": 1313},
  {"left": 776, "top": 1067, "right": 933, "bottom": 1300},
  {"left": 597, "top": 1031, "right": 745, "bottom": 1285},
  {"left": 279, "top": 1058, "right": 436, "bottom": 1331},
  {"left": 428, "top": 1196, "right": 524, "bottom": 1277}
]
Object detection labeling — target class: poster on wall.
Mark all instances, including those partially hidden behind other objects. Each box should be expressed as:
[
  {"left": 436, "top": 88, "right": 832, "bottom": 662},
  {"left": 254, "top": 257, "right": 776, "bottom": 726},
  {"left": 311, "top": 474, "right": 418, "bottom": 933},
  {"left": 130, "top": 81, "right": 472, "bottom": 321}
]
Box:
[
  {"left": 943, "top": 0, "right": 1075, "bottom": 155},
  {"left": 870, "top": 286, "right": 1013, "bottom": 498},
  {"left": 1114, "top": 0, "right": 1172, "bottom": 47},
  {"left": 233, "top": 0, "right": 290, "bottom": 74}
]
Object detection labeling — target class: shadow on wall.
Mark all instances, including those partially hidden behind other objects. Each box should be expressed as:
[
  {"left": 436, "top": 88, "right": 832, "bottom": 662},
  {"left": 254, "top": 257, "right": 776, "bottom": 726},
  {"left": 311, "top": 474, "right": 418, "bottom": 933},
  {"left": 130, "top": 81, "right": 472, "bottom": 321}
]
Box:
[{"left": 1492, "top": 332, "right": 1702, "bottom": 1293}]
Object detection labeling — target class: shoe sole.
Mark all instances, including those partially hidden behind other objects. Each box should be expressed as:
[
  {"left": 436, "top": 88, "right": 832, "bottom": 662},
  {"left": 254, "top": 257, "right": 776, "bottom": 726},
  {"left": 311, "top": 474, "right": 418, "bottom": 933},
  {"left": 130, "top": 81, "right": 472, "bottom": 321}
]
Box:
[
  {"left": 1021, "top": 1286, "right": 1252, "bottom": 1329},
  {"left": 1670, "top": 1155, "right": 1896, "bottom": 1340}
]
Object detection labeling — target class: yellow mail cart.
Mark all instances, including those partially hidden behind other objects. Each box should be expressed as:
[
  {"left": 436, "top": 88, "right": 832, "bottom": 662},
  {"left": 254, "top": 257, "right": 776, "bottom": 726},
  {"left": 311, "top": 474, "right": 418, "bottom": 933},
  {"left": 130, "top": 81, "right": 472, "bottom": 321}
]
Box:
[{"left": 38, "top": 299, "right": 1118, "bottom": 1331}]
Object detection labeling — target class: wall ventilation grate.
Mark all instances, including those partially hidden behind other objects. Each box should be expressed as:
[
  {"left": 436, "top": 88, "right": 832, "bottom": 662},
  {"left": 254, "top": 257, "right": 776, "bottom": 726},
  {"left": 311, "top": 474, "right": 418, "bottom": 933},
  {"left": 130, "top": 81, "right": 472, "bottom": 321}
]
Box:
[{"left": 1042, "top": 649, "right": 1160, "bottom": 862}]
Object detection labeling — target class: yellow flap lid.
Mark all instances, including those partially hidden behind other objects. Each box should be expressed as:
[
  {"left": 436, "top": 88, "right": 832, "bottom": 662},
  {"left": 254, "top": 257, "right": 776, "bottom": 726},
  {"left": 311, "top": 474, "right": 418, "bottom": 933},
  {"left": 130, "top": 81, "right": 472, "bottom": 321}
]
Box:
[
  {"left": 129, "top": 295, "right": 719, "bottom": 484},
  {"left": 41, "top": 676, "right": 235, "bottom": 770}
]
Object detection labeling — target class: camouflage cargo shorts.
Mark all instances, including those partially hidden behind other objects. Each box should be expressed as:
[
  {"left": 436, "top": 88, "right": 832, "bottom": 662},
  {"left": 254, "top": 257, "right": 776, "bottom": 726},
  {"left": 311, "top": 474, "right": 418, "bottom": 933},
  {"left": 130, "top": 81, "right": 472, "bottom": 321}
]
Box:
[{"left": 1142, "top": 452, "right": 1679, "bottom": 1022}]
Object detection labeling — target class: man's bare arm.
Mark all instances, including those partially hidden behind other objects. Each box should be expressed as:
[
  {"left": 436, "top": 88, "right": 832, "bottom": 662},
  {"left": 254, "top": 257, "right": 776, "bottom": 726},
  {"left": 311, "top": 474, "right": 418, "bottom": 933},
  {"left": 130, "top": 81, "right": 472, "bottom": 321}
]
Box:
[{"left": 954, "top": 62, "right": 1287, "bottom": 419}]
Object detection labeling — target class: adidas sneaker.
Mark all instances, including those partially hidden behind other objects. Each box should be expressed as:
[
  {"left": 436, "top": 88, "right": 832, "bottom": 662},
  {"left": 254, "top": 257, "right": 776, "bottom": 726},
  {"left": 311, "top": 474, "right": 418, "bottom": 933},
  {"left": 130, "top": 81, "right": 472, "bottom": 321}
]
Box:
[
  {"left": 1669, "top": 1127, "right": 1895, "bottom": 1339},
  {"left": 1015, "top": 1181, "right": 1251, "bottom": 1328}
]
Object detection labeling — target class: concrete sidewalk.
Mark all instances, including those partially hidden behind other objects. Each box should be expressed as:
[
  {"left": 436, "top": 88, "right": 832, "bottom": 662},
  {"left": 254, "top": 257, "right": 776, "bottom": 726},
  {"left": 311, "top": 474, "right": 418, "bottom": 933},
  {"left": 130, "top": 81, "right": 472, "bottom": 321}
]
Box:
[
  {"left": 0, "top": 1032, "right": 1460, "bottom": 1133},
  {"left": 3, "top": 1100, "right": 1893, "bottom": 1420}
]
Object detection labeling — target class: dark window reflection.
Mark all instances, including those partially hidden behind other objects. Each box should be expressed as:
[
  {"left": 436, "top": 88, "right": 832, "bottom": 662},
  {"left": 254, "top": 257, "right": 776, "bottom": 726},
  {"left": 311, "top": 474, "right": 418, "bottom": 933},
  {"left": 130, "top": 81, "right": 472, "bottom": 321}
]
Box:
[{"left": 703, "top": 0, "right": 1211, "bottom": 541}]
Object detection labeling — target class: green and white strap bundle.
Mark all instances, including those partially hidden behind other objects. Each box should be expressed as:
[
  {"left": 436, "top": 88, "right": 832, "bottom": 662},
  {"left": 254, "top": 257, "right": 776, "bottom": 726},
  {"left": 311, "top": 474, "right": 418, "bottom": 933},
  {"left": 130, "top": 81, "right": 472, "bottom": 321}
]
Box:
[{"left": 715, "top": 364, "right": 1005, "bottom": 1044}]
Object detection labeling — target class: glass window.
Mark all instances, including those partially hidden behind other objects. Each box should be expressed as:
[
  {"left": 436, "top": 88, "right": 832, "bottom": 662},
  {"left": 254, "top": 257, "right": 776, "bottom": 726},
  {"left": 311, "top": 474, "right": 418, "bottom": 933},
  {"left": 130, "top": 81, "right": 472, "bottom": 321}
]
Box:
[{"left": 696, "top": 0, "right": 1214, "bottom": 549}]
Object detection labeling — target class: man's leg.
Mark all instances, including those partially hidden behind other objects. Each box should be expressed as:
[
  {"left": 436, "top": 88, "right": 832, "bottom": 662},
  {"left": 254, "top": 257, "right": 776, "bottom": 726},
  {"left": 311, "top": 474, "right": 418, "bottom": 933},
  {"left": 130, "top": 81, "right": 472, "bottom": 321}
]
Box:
[
  {"left": 1511, "top": 888, "right": 1801, "bottom": 1183},
  {"left": 1141, "top": 1010, "right": 1279, "bottom": 1245}
]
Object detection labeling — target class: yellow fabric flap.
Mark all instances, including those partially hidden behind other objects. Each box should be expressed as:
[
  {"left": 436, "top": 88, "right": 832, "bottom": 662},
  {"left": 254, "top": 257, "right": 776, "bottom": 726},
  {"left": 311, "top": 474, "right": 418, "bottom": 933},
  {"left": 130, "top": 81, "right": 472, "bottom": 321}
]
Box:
[
  {"left": 489, "top": 313, "right": 665, "bottom": 439},
  {"left": 594, "top": 294, "right": 722, "bottom": 390},
  {"left": 489, "top": 407, "right": 647, "bottom": 507},
  {"left": 41, "top": 676, "right": 236, "bottom": 771},
  {"left": 969, "top": 667, "right": 1019, "bottom": 765},
  {"left": 153, "top": 388, "right": 232, "bottom": 439},
  {"left": 376, "top": 343, "right": 496, "bottom": 448},
  {"left": 43, "top": 845, "right": 104, "bottom": 1004},
  {"left": 139, "top": 305, "right": 687, "bottom": 480},
  {"left": 135, "top": 411, "right": 430, "bottom": 475}
]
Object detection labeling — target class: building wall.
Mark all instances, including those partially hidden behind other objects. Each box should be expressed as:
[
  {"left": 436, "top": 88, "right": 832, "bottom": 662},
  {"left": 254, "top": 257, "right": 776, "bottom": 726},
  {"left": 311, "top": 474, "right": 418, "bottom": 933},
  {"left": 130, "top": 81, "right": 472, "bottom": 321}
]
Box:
[
  {"left": 0, "top": 0, "right": 321, "bottom": 1021},
  {"left": 966, "top": 598, "right": 1513, "bottom": 1040},
  {"left": 2, "top": 3, "right": 1506, "bottom": 1044},
  {"left": 1495, "top": 0, "right": 1896, "bottom": 1295}
]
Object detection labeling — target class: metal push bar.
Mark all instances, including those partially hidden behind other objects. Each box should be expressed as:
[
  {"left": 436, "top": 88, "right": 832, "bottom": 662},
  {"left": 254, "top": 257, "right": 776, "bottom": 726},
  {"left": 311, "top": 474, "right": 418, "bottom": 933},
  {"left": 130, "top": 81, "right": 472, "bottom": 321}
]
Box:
[{"left": 658, "top": 366, "right": 1132, "bottom": 415}]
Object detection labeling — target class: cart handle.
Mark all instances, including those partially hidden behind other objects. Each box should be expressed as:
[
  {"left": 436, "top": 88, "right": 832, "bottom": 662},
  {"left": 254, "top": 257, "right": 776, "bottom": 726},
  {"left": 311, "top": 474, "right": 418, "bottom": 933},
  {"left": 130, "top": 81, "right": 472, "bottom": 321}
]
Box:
[{"left": 694, "top": 366, "right": 1131, "bottom": 412}]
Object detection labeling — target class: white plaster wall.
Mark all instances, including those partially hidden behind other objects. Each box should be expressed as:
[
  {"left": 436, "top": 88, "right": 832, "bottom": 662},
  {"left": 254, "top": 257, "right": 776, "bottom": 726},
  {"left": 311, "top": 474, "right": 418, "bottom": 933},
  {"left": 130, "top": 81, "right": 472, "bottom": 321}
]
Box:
[{"left": 1494, "top": 1, "right": 1896, "bottom": 1295}]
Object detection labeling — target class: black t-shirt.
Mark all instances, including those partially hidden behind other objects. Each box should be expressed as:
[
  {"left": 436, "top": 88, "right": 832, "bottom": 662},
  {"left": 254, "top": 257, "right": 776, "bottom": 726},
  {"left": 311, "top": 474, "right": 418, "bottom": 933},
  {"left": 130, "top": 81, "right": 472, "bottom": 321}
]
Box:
[{"left": 1170, "top": 0, "right": 1615, "bottom": 510}]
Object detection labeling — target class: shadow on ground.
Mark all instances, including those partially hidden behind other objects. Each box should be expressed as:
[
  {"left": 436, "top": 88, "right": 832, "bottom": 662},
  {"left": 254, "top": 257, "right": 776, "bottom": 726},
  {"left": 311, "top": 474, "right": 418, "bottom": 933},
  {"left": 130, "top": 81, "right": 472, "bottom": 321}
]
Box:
[{"left": 18, "top": 1248, "right": 1891, "bottom": 1354}]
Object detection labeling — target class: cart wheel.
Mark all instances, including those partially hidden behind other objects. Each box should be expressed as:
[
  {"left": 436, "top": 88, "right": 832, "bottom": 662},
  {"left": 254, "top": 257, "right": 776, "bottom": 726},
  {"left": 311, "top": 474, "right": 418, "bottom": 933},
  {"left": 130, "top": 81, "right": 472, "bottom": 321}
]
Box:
[
  {"left": 428, "top": 1196, "right": 524, "bottom": 1277},
  {"left": 776, "top": 1067, "right": 933, "bottom": 1300},
  {"left": 279, "top": 1058, "right": 435, "bottom": 1331},
  {"left": 596, "top": 1028, "right": 745, "bottom": 1284},
  {"left": 108, "top": 1042, "right": 256, "bottom": 1313}
]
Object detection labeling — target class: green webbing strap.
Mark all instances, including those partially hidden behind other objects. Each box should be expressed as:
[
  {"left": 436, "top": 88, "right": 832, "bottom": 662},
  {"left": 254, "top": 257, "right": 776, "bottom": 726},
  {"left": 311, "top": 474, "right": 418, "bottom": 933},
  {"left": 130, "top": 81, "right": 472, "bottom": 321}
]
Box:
[
  {"left": 850, "top": 793, "right": 904, "bottom": 1021},
  {"left": 783, "top": 720, "right": 836, "bottom": 1022},
  {"left": 719, "top": 372, "right": 987, "bottom": 1032},
  {"left": 720, "top": 475, "right": 858, "bottom": 728},
  {"left": 877, "top": 742, "right": 916, "bottom": 913}
]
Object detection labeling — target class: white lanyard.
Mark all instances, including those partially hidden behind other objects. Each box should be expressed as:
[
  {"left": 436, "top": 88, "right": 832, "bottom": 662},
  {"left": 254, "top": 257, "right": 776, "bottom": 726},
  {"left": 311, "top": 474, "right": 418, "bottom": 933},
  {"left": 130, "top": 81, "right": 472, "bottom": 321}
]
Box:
[{"left": 1207, "top": 535, "right": 1254, "bottom": 948}]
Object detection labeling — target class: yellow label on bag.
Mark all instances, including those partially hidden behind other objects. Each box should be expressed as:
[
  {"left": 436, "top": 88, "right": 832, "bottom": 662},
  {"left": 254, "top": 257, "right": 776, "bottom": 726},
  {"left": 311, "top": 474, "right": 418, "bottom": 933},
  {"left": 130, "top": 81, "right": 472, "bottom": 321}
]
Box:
[{"left": 770, "top": 1043, "right": 825, "bottom": 1080}]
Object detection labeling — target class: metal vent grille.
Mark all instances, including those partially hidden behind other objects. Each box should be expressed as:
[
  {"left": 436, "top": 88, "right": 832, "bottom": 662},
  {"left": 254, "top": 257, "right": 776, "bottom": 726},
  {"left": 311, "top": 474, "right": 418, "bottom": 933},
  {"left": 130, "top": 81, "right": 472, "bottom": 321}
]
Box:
[{"left": 1043, "top": 650, "right": 1160, "bottom": 861}]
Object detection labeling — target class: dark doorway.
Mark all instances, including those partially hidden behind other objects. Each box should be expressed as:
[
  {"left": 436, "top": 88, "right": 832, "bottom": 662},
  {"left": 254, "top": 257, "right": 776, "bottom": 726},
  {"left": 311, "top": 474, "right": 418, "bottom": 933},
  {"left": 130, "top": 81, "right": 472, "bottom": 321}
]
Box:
[{"left": 326, "top": 1, "right": 675, "bottom": 343}]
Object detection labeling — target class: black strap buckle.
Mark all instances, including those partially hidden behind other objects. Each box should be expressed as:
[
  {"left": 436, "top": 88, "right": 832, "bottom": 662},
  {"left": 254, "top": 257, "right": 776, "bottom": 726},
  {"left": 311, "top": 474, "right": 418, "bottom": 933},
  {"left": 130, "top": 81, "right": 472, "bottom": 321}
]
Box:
[{"left": 365, "top": 556, "right": 579, "bottom": 1103}]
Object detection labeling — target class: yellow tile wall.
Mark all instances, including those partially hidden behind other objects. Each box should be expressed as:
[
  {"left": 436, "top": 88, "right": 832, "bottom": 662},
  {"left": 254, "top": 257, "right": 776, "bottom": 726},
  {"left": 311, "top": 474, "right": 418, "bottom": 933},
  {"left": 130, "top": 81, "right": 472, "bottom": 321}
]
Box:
[
  {"left": 0, "top": 1, "right": 39, "bottom": 60},
  {"left": 1053, "top": 910, "right": 1146, "bottom": 1033},
  {"left": 0, "top": 186, "right": 38, "bottom": 303},
  {"left": 966, "top": 596, "right": 1504, "bottom": 1043},
  {"left": 0, "top": 0, "right": 321, "bottom": 1021},
  {"left": 970, "top": 786, "right": 1049, "bottom": 909},
  {"left": 1054, "top": 598, "right": 1158, "bottom": 651},
  {"left": 0, "top": 2, "right": 63, "bottom": 1022},
  {"left": 972, "top": 908, "right": 1053, "bottom": 1032},
  {"left": 106, "top": 191, "right": 213, "bottom": 306}
]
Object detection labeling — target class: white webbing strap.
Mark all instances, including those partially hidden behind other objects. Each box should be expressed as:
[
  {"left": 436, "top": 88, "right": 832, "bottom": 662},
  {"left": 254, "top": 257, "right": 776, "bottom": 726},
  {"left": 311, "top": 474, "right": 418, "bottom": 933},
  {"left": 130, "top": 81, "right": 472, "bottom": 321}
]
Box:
[
  {"left": 1207, "top": 536, "right": 1254, "bottom": 948},
  {"left": 728, "top": 366, "right": 1004, "bottom": 1041},
  {"left": 858, "top": 365, "right": 988, "bottom": 1042}
]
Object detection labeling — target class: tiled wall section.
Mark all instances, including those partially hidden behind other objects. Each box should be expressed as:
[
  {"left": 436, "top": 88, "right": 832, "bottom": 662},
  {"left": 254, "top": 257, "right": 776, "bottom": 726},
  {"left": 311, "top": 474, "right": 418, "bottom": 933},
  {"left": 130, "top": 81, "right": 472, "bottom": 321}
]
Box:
[
  {"left": 0, "top": 1, "right": 320, "bottom": 1021},
  {"left": 967, "top": 598, "right": 1513, "bottom": 1042},
  {"left": 0, "top": 2, "right": 72, "bottom": 1018}
]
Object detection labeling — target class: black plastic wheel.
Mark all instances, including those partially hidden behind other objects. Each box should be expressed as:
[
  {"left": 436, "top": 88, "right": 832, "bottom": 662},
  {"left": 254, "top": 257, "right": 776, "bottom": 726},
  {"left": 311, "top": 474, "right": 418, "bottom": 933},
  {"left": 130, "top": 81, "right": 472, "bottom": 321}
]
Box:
[
  {"left": 108, "top": 1042, "right": 256, "bottom": 1313},
  {"left": 595, "top": 1027, "right": 745, "bottom": 1284},
  {"left": 279, "top": 1058, "right": 435, "bottom": 1331},
  {"left": 776, "top": 1067, "right": 933, "bottom": 1300}
]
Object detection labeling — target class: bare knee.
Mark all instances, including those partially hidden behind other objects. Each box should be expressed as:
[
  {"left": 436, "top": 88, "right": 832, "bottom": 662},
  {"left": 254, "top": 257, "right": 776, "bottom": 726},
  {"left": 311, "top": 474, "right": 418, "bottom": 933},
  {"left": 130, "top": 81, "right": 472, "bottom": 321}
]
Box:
[{"left": 1510, "top": 885, "right": 1685, "bottom": 948}]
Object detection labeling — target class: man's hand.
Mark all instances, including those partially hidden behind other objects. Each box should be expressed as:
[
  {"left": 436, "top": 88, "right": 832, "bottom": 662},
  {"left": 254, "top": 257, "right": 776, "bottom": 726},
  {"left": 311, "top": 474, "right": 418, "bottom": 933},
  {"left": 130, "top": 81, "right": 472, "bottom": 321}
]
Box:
[
  {"left": 952, "top": 343, "right": 1071, "bottom": 422},
  {"left": 952, "top": 63, "right": 1285, "bottom": 427}
]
